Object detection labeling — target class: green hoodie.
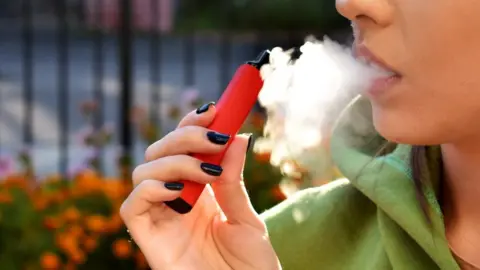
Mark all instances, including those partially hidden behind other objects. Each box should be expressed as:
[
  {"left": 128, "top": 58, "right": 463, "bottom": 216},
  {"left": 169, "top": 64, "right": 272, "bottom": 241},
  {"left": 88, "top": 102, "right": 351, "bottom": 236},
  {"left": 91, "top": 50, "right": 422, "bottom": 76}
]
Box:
[{"left": 261, "top": 96, "right": 461, "bottom": 270}]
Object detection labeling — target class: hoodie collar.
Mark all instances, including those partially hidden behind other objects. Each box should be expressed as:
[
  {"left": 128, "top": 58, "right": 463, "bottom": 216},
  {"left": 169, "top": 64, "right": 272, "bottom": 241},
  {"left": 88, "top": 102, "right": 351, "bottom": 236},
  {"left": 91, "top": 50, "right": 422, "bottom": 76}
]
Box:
[{"left": 329, "top": 96, "right": 458, "bottom": 269}]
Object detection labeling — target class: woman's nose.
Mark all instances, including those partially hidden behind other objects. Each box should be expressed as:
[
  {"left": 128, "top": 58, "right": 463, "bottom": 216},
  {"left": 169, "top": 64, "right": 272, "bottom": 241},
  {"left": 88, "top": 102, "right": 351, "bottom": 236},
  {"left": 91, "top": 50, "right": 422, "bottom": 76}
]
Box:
[{"left": 336, "top": 0, "right": 393, "bottom": 28}]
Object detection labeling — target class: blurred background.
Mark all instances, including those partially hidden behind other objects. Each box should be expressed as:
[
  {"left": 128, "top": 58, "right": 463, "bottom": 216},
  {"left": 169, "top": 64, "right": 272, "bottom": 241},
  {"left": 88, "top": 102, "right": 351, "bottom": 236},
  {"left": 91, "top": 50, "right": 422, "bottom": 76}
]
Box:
[{"left": 0, "top": 0, "right": 350, "bottom": 269}]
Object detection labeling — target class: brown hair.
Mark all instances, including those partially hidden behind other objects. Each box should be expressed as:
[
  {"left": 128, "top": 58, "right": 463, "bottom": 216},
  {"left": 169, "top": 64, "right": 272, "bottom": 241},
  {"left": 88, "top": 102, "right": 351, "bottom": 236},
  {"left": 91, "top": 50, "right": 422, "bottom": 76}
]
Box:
[{"left": 410, "top": 145, "right": 432, "bottom": 224}]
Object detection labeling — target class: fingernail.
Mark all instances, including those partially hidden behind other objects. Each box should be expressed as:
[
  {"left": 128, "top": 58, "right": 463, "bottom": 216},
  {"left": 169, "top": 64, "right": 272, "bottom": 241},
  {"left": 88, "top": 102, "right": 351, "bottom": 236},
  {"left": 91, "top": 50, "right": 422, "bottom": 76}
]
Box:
[
  {"left": 246, "top": 133, "right": 254, "bottom": 153},
  {"left": 200, "top": 163, "right": 223, "bottom": 176},
  {"left": 206, "top": 131, "right": 230, "bottom": 145},
  {"left": 196, "top": 102, "right": 215, "bottom": 114},
  {"left": 164, "top": 182, "right": 184, "bottom": 191}
]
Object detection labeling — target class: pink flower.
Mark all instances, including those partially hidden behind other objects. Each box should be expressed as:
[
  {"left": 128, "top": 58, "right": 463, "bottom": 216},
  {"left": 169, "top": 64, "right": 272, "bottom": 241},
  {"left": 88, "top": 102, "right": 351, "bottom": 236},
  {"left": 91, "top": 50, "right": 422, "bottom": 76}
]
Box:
[
  {"left": 181, "top": 88, "right": 200, "bottom": 108},
  {"left": 86, "top": 147, "right": 100, "bottom": 160},
  {"left": 75, "top": 126, "right": 94, "bottom": 145},
  {"left": 0, "top": 155, "right": 14, "bottom": 177},
  {"left": 67, "top": 162, "right": 89, "bottom": 179}
]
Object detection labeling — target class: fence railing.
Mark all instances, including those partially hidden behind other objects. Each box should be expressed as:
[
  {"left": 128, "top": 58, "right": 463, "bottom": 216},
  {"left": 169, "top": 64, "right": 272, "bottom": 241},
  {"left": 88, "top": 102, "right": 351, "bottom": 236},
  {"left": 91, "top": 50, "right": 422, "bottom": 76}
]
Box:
[{"left": 0, "top": 0, "right": 350, "bottom": 176}]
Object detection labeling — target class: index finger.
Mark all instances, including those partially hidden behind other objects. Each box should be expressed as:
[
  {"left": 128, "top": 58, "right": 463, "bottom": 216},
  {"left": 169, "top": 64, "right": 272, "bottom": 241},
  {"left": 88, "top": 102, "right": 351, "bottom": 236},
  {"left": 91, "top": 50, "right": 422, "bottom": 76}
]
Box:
[{"left": 177, "top": 102, "right": 216, "bottom": 128}]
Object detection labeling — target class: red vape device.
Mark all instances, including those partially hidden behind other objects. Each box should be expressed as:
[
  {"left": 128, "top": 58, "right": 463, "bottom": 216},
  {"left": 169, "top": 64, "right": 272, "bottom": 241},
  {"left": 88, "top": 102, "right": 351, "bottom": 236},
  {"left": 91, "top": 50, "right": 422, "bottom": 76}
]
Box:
[{"left": 164, "top": 50, "right": 270, "bottom": 214}]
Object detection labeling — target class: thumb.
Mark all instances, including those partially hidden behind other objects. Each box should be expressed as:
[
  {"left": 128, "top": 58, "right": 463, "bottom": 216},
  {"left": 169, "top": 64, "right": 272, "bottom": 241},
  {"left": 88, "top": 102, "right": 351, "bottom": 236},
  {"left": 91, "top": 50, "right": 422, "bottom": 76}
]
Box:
[{"left": 211, "top": 134, "right": 264, "bottom": 230}]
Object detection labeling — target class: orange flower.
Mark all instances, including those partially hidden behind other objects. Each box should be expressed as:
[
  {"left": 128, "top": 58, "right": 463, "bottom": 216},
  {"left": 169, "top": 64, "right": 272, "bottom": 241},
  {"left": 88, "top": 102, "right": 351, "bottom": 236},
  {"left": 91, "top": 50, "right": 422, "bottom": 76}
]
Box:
[
  {"left": 60, "top": 189, "right": 70, "bottom": 200},
  {"left": 55, "top": 233, "right": 78, "bottom": 252},
  {"left": 44, "top": 174, "right": 62, "bottom": 184},
  {"left": 67, "top": 225, "right": 84, "bottom": 238},
  {"left": 0, "top": 191, "right": 12, "bottom": 204},
  {"left": 108, "top": 213, "right": 125, "bottom": 232},
  {"left": 64, "top": 262, "right": 77, "bottom": 270},
  {"left": 63, "top": 207, "right": 81, "bottom": 223},
  {"left": 32, "top": 196, "right": 49, "bottom": 210},
  {"left": 74, "top": 170, "right": 103, "bottom": 193},
  {"left": 70, "top": 188, "right": 83, "bottom": 197},
  {"left": 40, "top": 252, "right": 61, "bottom": 270},
  {"left": 67, "top": 249, "right": 85, "bottom": 264},
  {"left": 271, "top": 185, "right": 287, "bottom": 201},
  {"left": 112, "top": 239, "right": 132, "bottom": 259},
  {"left": 85, "top": 215, "right": 108, "bottom": 233},
  {"left": 47, "top": 191, "right": 67, "bottom": 204},
  {"left": 103, "top": 179, "right": 128, "bottom": 201},
  {"left": 253, "top": 152, "right": 271, "bottom": 163},
  {"left": 249, "top": 112, "right": 265, "bottom": 130},
  {"left": 3, "top": 174, "right": 28, "bottom": 189},
  {"left": 82, "top": 236, "right": 98, "bottom": 252},
  {"left": 44, "top": 217, "right": 63, "bottom": 230}
]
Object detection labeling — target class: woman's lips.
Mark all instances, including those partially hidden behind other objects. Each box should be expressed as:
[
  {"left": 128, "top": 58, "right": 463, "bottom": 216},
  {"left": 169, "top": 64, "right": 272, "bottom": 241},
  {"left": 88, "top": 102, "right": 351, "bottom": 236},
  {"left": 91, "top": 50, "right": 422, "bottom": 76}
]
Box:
[
  {"left": 353, "top": 45, "right": 402, "bottom": 97},
  {"left": 369, "top": 75, "right": 402, "bottom": 97}
]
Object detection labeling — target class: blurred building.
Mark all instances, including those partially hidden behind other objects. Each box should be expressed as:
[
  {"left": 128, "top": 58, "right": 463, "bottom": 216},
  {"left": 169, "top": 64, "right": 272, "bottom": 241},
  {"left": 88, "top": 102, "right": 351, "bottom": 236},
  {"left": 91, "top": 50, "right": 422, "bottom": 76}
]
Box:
[
  {"left": 0, "top": 0, "right": 175, "bottom": 33},
  {"left": 85, "top": 0, "right": 175, "bottom": 33}
]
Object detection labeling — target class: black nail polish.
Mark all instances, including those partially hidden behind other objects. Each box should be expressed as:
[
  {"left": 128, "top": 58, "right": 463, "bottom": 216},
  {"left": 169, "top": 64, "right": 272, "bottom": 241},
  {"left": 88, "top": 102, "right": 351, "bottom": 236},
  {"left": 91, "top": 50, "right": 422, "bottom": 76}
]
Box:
[
  {"left": 246, "top": 134, "right": 254, "bottom": 153},
  {"left": 200, "top": 163, "right": 223, "bottom": 176},
  {"left": 206, "top": 131, "right": 230, "bottom": 145},
  {"left": 164, "top": 182, "right": 184, "bottom": 191},
  {"left": 196, "top": 102, "right": 215, "bottom": 114}
]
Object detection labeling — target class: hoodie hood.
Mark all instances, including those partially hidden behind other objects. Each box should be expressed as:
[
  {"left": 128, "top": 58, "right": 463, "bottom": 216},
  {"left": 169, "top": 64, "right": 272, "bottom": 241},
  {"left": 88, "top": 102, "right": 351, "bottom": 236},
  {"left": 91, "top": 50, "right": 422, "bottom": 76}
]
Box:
[{"left": 329, "top": 96, "right": 459, "bottom": 269}]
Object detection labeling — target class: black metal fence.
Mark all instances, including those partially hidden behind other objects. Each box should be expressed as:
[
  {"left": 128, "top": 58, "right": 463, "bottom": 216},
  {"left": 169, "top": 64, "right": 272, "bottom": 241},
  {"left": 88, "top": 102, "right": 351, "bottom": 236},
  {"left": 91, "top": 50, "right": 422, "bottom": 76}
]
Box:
[{"left": 0, "top": 0, "right": 350, "bottom": 176}]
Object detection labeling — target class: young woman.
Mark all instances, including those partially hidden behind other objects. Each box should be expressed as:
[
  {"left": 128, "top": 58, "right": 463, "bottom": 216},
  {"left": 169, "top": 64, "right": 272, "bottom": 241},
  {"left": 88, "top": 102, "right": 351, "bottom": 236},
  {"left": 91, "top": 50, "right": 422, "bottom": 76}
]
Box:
[{"left": 119, "top": 0, "right": 480, "bottom": 269}]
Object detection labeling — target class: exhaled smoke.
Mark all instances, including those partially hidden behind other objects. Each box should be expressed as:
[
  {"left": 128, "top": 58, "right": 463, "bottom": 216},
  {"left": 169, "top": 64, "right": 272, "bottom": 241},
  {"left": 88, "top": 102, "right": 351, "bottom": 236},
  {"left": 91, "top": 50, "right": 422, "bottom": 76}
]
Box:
[{"left": 254, "top": 36, "right": 390, "bottom": 178}]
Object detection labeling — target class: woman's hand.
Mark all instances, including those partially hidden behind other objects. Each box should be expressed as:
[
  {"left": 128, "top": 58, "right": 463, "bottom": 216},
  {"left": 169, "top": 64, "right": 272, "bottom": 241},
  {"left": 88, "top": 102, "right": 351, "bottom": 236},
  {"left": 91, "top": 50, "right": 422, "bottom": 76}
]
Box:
[{"left": 120, "top": 103, "right": 281, "bottom": 270}]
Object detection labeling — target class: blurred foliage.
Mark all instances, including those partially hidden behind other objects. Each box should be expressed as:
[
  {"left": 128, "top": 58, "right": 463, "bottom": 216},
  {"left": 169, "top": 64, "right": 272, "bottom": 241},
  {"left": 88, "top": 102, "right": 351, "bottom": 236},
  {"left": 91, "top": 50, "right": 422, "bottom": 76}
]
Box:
[
  {"left": 0, "top": 90, "right": 288, "bottom": 269},
  {"left": 176, "top": 0, "right": 350, "bottom": 32},
  {"left": 0, "top": 171, "right": 144, "bottom": 270}
]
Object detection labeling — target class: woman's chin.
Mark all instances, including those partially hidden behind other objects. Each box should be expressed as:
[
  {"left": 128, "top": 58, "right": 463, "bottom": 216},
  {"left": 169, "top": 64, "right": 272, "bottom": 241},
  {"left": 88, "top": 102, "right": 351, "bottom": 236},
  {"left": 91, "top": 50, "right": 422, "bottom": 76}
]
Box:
[{"left": 372, "top": 108, "right": 449, "bottom": 146}]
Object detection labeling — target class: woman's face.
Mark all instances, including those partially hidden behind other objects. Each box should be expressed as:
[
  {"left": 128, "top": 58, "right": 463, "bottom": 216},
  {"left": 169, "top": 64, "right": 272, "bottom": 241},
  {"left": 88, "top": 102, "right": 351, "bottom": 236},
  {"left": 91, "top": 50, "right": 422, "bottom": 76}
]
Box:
[{"left": 336, "top": 0, "right": 480, "bottom": 145}]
